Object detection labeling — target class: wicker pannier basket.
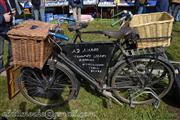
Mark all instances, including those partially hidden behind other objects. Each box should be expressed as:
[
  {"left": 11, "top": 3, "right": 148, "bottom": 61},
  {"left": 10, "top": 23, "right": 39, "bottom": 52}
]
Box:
[
  {"left": 8, "top": 20, "right": 55, "bottom": 69},
  {"left": 130, "top": 12, "right": 174, "bottom": 48}
]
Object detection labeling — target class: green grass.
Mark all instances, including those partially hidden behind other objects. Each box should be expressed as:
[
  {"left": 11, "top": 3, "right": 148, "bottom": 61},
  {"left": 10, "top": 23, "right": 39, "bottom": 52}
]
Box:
[
  {"left": 167, "top": 22, "right": 180, "bottom": 60},
  {"left": 0, "top": 19, "right": 180, "bottom": 120}
]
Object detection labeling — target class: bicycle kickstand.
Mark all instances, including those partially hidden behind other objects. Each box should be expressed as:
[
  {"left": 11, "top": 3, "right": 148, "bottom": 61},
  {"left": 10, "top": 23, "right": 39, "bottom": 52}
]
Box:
[
  {"left": 144, "top": 87, "right": 161, "bottom": 108},
  {"left": 129, "top": 87, "right": 161, "bottom": 108}
]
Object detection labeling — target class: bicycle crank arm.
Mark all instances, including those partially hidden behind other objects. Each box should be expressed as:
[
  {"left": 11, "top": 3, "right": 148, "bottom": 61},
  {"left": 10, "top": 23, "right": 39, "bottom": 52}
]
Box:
[
  {"left": 102, "top": 85, "right": 123, "bottom": 106},
  {"left": 102, "top": 90, "right": 123, "bottom": 106}
]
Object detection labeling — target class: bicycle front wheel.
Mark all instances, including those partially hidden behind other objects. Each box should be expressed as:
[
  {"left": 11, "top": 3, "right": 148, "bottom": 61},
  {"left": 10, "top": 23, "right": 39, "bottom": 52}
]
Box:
[
  {"left": 110, "top": 56, "right": 174, "bottom": 105},
  {"left": 18, "top": 63, "right": 78, "bottom": 107}
]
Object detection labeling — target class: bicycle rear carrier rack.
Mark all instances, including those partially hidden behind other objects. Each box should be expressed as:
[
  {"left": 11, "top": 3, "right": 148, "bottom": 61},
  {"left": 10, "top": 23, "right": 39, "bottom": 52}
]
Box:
[{"left": 123, "top": 47, "right": 165, "bottom": 57}]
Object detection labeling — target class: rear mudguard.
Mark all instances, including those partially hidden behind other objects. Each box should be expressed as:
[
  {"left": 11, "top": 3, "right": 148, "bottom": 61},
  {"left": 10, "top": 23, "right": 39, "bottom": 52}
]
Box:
[
  {"left": 108, "top": 55, "right": 175, "bottom": 87},
  {"left": 173, "top": 65, "right": 180, "bottom": 104}
]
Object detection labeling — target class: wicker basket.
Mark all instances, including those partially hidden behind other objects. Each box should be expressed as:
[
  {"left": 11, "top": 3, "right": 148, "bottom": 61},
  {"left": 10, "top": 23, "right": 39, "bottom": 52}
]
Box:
[
  {"left": 8, "top": 20, "right": 55, "bottom": 69},
  {"left": 130, "top": 12, "right": 174, "bottom": 48},
  {"left": 172, "top": 0, "right": 180, "bottom": 3}
]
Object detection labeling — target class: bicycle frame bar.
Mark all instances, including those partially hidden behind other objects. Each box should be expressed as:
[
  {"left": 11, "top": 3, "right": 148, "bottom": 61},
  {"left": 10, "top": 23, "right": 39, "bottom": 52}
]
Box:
[{"left": 56, "top": 53, "right": 103, "bottom": 91}]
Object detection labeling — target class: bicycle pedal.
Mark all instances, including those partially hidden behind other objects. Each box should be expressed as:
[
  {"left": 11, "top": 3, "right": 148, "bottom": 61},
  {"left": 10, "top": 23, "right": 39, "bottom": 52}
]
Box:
[
  {"left": 153, "top": 100, "right": 160, "bottom": 109},
  {"left": 130, "top": 103, "right": 135, "bottom": 108},
  {"left": 129, "top": 95, "right": 135, "bottom": 108},
  {"left": 106, "top": 98, "right": 113, "bottom": 109}
]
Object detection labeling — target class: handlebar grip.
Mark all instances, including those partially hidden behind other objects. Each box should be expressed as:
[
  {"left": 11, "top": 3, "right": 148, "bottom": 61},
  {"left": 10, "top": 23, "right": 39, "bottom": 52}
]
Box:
[{"left": 49, "top": 32, "right": 69, "bottom": 41}]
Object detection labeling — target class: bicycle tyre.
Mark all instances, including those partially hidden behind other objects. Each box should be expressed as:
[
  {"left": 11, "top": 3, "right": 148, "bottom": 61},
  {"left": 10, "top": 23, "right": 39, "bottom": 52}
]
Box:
[
  {"left": 18, "top": 62, "right": 78, "bottom": 107},
  {"left": 110, "top": 56, "right": 175, "bottom": 105}
]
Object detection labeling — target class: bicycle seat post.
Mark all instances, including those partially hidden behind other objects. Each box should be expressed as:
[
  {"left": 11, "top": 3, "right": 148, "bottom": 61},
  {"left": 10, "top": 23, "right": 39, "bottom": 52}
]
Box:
[
  {"left": 68, "top": 22, "right": 88, "bottom": 43},
  {"left": 73, "top": 29, "right": 83, "bottom": 43}
]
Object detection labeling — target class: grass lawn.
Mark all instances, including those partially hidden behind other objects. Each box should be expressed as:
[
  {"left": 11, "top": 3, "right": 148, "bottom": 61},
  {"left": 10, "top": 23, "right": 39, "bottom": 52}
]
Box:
[{"left": 0, "top": 20, "right": 180, "bottom": 120}]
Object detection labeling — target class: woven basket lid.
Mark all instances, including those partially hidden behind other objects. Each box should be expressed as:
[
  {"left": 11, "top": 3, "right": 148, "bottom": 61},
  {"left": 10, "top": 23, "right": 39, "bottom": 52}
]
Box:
[{"left": 8, "top": 20, "right": 55, "bottom": 40}]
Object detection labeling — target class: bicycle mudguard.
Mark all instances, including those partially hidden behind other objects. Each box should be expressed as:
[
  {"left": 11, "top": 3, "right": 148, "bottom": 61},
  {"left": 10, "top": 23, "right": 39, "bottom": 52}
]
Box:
[
  {"left": 173, "top": 65, "right": 180, "bottom": 104},
  {"left": 57, "top": 61, "right": 80, "bottom": 98},
  {"left": 157, "top": 56, "right": 176, "bottom": 73},
  {"left": 108, "top": 55, "right": 175, "bottom": 86},
  {"left": 47, "top": 59, "right": 80, "bottom": 98}
]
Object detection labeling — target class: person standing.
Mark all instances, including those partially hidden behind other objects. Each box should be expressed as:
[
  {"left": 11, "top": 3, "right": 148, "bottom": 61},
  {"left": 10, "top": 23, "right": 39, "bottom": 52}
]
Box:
[
  {"left": 69, "top": 0, "right": 83, "bottom": 23},
  {"left": 0, "top": 0, "right": 21, "bottom": 73},
  {"left": 135, "top": 0, "right": 147, "bottom": 14},
  {"left": 31, "top": 0, "right": 45, "bottom": 21},
  {"left": 156, "top": 0, "right": 169, "bottom": 12}
]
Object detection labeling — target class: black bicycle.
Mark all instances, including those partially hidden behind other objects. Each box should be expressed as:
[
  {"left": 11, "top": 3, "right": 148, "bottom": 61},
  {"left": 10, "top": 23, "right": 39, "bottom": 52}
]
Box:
[{"left": 17, "top": 11, "right": 175, "bottom": 108}]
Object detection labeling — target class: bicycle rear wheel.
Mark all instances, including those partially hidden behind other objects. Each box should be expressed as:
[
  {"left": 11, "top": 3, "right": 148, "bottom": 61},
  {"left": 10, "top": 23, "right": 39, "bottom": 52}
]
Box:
[
  {"left": 110, "top": 56, "right": 174, "bottom": 105},
  {"left": 18, "top": 63, "right": 78, "bottom": 107}
]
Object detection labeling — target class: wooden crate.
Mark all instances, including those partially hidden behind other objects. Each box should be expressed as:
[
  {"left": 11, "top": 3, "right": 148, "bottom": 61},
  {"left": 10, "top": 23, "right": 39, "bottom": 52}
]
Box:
[
  {"left": 8, "top": 20, "right": 55, "bottom": 69},
  {"left": 130, "top": 12, "right": 174, "bottom": 48}
]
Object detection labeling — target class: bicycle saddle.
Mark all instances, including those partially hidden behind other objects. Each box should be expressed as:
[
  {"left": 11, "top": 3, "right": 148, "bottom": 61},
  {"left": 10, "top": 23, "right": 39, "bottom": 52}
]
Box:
[
  {"left": 103, "top": 27, "right": 137, "bottom": 39},
  {"left": 68, "top": 22, "right": 88, "bottom": 32}
]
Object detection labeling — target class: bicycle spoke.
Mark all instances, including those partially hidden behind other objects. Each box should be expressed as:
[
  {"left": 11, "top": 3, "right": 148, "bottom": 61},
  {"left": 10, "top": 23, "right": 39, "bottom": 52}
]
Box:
[
  {"left": 23, "top": 70, "right": 43, "bottom": 84},
  {"left": 115, "top": 80, "right": 135, "bottom": 86},
  {"left": 115, "top": 75, "right": 132, "bottom": 80},
  {"left": 27, "top": 89, "right": 40, "bottom": 97},
  {"left": 48, "top": 87, "right": 65, "bottom": 90},
  {"left": 53, "top": 82, "right": 72, "bottom": 87}
]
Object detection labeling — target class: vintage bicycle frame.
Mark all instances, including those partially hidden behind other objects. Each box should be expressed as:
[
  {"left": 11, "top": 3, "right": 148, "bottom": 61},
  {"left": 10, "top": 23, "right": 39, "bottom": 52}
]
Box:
[
  {"left": 48, "top": 39, "right": 122, "bottom": 92},
  {"left": 46, "top": 14, "right": 139, "bottom": 93}
]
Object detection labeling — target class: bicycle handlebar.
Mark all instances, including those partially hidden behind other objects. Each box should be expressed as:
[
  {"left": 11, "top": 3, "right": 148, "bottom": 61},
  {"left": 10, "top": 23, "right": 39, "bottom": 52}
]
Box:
[
  {"left": 49, "top": 32, "right": 69, "bottom": 41},
  {"left": 111, "top": 10, "right": 133, "bottom": 27}
]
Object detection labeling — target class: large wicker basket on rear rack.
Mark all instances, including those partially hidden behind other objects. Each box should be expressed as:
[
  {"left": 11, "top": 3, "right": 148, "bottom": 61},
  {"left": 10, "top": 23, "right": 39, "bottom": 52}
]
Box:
[
  {"left": 130, "top": 12, "right": 174, "bottom": 48},
  {"left": 8, "top": 20, "right": 55, "bottom": 69}
]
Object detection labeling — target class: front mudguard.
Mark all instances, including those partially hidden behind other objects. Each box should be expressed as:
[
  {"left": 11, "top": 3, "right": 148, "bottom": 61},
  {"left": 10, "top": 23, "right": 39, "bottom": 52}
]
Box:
[{"left": 47, "top": 58, "right": 80, "bottom": 99}]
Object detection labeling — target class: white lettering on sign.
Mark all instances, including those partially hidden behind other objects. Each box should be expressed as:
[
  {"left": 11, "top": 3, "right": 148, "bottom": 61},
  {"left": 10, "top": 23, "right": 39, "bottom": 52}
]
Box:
[
  {"left": 72, "top": 49, "right": 81, "bottom": 54},
  {"left": 79, "top": 59, "right": 95, "bottom": 62},
  {"left": 82, "top": 63, "right": 104, "bottom": 67},
  {"left": 82, "top": 48, "right": 99, "bottom": 53},
  {"left": 93, "top": 55, "right": 107, "bottom": 58},
  {"left": 70, "top": 45, "right": 112, "bottom": 75},
  {"left": 90, "top": 70, "right": 102, "bottom": 73},
  {"left": 73, "top": 55, "right": 92, "bottom": 58}
]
